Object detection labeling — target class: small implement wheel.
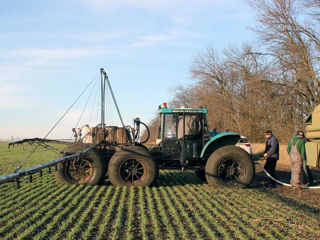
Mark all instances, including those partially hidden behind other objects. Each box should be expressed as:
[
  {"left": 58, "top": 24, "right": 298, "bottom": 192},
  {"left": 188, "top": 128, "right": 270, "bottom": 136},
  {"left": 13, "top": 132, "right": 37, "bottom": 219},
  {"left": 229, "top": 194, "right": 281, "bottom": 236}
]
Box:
[
  {"left": 108, "top": 146, "right": 157, "bottom": 186},
  {"left": 54, "top": 149, "right": 105, "bottom": 185},
  {"left": 68, "top": 157, "right": 95, "bottom": 184},
  {"left": 205, "top": 145, "right": 254, "bottom": 187}
]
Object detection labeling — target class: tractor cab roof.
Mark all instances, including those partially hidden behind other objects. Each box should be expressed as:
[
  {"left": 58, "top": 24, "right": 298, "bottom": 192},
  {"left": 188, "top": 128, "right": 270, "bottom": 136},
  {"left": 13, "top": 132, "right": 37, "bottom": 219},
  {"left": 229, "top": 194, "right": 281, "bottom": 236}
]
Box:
[{"left": 158, "top": 103, "right": 208, "bottom": 114}]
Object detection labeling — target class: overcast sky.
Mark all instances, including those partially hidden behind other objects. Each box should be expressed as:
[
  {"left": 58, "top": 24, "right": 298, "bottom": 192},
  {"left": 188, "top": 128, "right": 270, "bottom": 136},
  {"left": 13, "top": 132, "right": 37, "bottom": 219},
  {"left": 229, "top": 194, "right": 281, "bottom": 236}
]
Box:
[{"left": 0, "top": 0, "right": 256, "bottom": 139}]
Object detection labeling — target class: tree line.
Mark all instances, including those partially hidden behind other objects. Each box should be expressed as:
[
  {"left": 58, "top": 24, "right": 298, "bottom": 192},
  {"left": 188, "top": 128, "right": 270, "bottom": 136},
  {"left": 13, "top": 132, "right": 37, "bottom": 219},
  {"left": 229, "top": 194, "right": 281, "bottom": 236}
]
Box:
[{"left": 146, "top": 0, "right": 320, "bottom": 143}]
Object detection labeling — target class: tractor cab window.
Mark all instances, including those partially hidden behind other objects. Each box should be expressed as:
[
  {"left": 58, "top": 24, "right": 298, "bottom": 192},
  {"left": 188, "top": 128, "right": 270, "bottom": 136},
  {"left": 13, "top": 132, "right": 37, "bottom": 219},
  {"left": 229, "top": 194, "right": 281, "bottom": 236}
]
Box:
[
  {"left": 177, "top": 114, "right": 201, "bottom": 139},
  {"left": 160, "top": 113, "right": 203, "bottom": 140},
  {"left": 203, "top": 114, "right": 209, "bottom": 133},
  {"left": 163, "top": 114, "right": 178, "bottom": 139}
]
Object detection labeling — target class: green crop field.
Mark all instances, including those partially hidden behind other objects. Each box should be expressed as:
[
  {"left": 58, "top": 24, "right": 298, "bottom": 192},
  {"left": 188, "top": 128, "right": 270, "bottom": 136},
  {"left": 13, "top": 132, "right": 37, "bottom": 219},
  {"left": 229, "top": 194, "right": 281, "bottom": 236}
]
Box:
[{"left": 0, "top": 142, "right": 320, "bottom": 240}]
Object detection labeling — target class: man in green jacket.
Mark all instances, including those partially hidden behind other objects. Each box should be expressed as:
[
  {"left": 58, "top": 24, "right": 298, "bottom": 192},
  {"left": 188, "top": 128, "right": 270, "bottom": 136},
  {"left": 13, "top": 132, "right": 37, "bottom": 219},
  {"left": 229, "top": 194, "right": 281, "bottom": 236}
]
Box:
[{"left": 287, "top": 131, "right": 306, "bottom": 188}]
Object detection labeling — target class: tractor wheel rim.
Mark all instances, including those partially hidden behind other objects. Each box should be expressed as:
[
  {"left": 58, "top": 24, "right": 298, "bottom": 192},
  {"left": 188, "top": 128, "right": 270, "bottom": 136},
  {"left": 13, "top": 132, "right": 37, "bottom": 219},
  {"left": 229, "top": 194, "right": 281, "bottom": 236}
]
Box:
[
  {"left": 217, "top": 159, "right": 241, "bottom": 184},
  {"left": 119, "top": 158, "right": 146, "bottom": 185},
  {"left": 67, "top": 158, "right": 94, "bottom": 184}
]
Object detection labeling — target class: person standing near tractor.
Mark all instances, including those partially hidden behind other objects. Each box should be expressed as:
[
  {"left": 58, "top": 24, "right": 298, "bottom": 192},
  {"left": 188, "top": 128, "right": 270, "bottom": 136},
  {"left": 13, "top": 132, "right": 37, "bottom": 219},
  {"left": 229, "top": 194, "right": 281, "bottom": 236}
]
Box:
[
  {"left": 287, "top": 131, "right": 306, "bottom": 188},
  {"left": 264, "top": 130, "right": 280, "bottom": 186}
]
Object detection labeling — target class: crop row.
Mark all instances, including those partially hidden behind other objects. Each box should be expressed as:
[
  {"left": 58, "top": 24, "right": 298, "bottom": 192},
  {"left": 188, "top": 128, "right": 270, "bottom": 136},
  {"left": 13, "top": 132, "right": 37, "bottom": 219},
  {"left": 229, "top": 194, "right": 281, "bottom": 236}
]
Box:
[{"left": 0, "top": 169, "right": 319, "bottom": 240}]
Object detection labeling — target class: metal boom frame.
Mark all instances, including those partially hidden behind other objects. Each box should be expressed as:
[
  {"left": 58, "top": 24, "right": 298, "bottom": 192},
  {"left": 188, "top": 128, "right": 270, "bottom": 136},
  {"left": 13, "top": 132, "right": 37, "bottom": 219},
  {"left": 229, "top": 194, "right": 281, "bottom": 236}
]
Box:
[{"left": 0, "top": 68, "right": 127, "bottom": 188}]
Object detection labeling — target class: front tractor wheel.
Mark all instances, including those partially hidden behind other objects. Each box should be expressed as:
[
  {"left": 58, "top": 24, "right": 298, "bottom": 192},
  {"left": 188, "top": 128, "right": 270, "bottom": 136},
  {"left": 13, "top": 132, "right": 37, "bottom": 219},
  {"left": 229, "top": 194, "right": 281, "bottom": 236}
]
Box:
[
  {"left": 54, "top": 150, "right": 105, "bottom": 185},
  {"left": 205, "top": 145, "right": 254, "bottom": 188},
  {"left": 108, "top": 147, "right": 157, "bottom": 187}
]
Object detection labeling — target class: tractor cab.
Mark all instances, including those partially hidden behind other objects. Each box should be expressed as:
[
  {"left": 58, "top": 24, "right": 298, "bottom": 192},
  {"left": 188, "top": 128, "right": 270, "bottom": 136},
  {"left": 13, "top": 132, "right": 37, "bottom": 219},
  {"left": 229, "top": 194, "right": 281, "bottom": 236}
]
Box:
[{"left": 154, "top": 103, "right": 210, "bottom": 167}]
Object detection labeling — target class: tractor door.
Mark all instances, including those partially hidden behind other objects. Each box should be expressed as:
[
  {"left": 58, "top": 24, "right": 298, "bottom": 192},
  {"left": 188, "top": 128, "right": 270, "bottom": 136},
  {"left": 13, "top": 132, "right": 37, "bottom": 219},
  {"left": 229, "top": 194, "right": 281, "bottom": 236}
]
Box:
[
  {"left": 159, "top": 113, "right": 180, "bottom": 160},
  {"left": 179, "top": 113, "right": 203, "bottom": 160},
  {"left": 159, "top": 112, "right": 205, "bottom": 161}
]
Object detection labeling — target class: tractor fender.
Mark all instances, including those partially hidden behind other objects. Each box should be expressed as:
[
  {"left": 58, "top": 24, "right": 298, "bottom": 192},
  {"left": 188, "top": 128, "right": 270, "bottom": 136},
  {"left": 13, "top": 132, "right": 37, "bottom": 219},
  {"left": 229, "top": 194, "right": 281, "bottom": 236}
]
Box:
[{"left": 200, "top": 132, "right": 240, "bottom": 159}]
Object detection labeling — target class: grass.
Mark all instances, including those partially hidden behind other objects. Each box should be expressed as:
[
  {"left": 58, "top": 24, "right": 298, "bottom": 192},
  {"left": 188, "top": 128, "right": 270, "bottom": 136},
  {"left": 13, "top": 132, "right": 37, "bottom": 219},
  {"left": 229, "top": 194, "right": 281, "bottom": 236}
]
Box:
[
  {"left": 0, "top": 142, "right": 320, "bottom": 239},
  {"left": 0, "top": 142, "right": 64, "bottom": 175}
]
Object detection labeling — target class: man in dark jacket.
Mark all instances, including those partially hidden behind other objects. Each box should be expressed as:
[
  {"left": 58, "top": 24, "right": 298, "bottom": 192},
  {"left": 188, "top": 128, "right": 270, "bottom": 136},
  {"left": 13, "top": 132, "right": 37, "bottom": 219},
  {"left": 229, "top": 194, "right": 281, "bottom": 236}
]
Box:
[{"left": 264, "top": 130, "right": 279, "bottom": 186}]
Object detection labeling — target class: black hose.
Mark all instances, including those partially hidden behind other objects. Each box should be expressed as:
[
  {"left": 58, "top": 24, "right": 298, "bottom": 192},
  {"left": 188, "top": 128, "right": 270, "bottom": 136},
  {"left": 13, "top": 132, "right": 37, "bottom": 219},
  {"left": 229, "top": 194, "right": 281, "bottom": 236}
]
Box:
[{"left": 139, "top": 121, "right": 150, "bottom": 144}]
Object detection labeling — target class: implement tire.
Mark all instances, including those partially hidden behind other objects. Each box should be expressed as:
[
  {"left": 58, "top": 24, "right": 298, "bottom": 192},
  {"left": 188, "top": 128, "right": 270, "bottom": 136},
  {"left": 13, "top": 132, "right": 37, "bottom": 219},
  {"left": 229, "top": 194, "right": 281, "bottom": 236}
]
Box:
[
  {"left": 54, "top": 157, "right": 74, "bottom": 185},
  {"left": 108, "top": 146, "right": 157, "bottom": 187},
  {"left": 205, "top": 145, "right": 254, "bottom": 188},
  {"left": 54, "top": 149, "right": 106, "bottom": 185}
]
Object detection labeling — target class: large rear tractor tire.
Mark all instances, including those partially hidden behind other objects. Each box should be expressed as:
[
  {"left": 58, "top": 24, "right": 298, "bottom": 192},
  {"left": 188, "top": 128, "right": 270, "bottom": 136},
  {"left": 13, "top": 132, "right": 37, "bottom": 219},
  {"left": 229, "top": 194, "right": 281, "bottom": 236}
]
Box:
[
  {"left": 108, "top": 146, "right": 157, "bottom": 187},
  {"left": 205, "top": 145, "right": 254, "bottom": 188},
  {"left": 54, "top": 149, "right": 106, "bottom": 185}
]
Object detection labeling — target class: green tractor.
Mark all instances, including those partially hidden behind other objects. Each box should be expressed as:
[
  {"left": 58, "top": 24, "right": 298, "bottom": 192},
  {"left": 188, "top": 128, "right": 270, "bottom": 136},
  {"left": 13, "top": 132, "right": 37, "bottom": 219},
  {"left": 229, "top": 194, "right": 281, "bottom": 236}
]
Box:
[
  {"left": 147, "top": 103, "right": 255, "bottom": 187},
  {"left": 0, "top": 69, "right": 255, "bottom": 188}
]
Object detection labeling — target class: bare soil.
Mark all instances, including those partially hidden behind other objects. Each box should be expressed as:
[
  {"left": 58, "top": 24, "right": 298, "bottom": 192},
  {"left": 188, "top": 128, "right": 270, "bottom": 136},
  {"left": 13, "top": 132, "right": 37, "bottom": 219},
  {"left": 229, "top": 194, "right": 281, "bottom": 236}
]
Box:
[
  {"left": 254, "top": 164, "right": 320, "bottom": 208},
  {"left": 252, "top": 143, "right": 320, "bottom": 209}
]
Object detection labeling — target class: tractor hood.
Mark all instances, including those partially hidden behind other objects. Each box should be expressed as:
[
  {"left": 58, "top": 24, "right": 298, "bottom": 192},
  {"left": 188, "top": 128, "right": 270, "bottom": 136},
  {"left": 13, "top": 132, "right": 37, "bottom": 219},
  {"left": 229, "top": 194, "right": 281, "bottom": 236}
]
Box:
[{"left": 200, "top": 132, "right": 241, "bottom": 158}]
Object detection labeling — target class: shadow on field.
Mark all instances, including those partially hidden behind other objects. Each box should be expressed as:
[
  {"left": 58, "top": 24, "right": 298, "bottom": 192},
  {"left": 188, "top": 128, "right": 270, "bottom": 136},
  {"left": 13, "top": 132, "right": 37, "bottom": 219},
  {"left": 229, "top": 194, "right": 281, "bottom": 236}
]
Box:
[
  {"left": 154, "top": 171, "right": 205, "bottom": 187},
  {"left": 101, "top": 170, "right": 205, "bottom": 187},
  {"left": 253, "top": 164, "right": 320, "bottom": 210},
  {"left": 253, "top": 163, "right": 320, "bottom": 186},
  {"left": 153, "top": 168, "right": 320, "bottom": 211}
]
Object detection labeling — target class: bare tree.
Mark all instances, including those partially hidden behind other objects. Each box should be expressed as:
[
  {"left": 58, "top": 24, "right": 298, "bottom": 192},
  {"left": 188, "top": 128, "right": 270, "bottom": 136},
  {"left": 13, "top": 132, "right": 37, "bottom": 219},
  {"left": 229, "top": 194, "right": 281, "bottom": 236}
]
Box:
[
  {"left": 250, "top": 0, "right": 320, "bottom": 113},
  {"left": 146, "top": 0, "right": 320, "bottom": 143}
]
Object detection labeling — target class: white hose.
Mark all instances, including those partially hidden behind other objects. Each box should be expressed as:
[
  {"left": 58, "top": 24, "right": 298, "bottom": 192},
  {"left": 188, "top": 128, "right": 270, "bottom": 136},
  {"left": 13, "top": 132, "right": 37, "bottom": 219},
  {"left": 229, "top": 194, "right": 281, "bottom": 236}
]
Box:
[{"left": 255, "top": 161, "right": 320, "bottom": 189}]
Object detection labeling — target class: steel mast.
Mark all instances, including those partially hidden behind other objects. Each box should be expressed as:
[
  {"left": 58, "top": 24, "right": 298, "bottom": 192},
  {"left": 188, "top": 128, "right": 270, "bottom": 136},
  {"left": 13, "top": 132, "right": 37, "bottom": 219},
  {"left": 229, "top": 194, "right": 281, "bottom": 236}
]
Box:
[{"left": 100, "top": 68, "right": 125, "bottom": 128}]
